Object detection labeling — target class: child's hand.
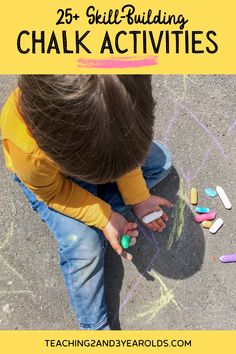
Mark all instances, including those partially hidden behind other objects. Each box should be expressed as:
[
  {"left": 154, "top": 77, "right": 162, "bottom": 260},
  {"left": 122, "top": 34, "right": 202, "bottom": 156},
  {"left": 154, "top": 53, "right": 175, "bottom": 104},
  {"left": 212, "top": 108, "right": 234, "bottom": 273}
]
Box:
[
  {"left": 103, "top": 211, "right": 138, "bottom": 260},
  {"left": 133, "top": 195, "right": 173, "bottom": 232}
]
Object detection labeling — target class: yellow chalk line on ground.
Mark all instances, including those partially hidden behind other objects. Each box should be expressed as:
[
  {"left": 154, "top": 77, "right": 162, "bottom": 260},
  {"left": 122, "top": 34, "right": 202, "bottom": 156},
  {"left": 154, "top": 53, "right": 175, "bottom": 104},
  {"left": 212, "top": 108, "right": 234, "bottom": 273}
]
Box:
[
  {"left": 168, "top": 179, "right": 188, "bottom": 250},
  {"left": 126, "top": 271, "right": 181, "bottom": 324}
]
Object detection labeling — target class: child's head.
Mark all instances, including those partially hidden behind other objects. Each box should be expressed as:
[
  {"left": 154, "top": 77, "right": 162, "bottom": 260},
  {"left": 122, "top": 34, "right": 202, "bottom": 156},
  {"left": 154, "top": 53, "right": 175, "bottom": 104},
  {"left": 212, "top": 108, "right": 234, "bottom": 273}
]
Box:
[{"left": 17, "top": 75, "right": 156, "bottom": 184}]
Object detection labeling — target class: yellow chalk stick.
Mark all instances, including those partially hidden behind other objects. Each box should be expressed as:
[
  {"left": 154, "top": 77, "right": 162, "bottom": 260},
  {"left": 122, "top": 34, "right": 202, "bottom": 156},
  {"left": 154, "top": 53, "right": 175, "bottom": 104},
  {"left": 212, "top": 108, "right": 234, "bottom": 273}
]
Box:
[
  {"left": 202, "top": 221, "right": 213, "bottom": 229},
  {"left": 190, "top": 188, "right": 198, "bottom": 205}
]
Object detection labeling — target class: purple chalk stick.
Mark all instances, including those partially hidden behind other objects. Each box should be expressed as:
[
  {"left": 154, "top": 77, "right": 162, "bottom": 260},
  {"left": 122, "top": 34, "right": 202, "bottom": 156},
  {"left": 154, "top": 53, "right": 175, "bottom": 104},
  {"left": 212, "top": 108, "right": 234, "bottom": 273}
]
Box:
[{"left": 220, "top": 254, "right": 236, "bottom": 263}]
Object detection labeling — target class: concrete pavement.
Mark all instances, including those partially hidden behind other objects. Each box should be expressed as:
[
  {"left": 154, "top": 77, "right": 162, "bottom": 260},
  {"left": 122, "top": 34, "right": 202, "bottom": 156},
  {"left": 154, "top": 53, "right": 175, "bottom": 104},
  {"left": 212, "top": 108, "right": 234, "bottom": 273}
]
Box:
[{"left": 0, "top": 75, "right": 235, "bottom": 329}]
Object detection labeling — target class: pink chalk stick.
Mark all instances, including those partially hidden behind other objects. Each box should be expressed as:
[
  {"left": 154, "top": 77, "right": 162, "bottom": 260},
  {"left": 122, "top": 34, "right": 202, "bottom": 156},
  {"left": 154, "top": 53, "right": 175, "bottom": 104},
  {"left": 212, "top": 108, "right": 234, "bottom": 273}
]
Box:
[{"left": 195, "top": 211, "right": 216, "bottom": 223}]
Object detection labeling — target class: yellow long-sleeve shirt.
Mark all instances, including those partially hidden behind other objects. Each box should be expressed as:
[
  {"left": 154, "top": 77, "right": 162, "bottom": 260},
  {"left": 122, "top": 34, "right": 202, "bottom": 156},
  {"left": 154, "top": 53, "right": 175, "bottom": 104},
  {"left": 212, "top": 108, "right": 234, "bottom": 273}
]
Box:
[{"left": 0, "top": 89, "right": 150, "bottom": 230}]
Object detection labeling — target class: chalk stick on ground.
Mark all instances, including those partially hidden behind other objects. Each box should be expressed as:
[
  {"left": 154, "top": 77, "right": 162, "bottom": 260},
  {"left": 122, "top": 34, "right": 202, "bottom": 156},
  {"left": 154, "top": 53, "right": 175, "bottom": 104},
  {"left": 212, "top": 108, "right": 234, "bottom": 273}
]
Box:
[
  {"left": 216, "top": 186, "right": 232, "bottom": 209},
  {"left": 209, "top": 218, "right": 224, "bottom": 234},
  {"left": 190, "top": 188, "right": 198, "bottom": 205},
  {"left": 220, "top": 254, "right": 236, "bottom": 263},
  {"left": 204, "top": 188, "right": 217, "bottom": 197}
]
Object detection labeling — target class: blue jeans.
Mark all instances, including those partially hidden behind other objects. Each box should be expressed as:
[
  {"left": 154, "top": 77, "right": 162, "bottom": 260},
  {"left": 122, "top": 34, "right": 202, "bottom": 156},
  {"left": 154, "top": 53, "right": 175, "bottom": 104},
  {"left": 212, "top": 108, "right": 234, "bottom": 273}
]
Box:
[{"left": 12, "top": 142, "right": 172, "bottom": 330}]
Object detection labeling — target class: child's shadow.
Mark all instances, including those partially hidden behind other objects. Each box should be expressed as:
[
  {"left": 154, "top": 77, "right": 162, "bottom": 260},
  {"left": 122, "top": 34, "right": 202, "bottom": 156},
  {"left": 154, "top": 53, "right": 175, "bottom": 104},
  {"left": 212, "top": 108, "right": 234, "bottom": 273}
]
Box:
[{"left": 104, "top": 167, "right": 205, "bottom": 329}]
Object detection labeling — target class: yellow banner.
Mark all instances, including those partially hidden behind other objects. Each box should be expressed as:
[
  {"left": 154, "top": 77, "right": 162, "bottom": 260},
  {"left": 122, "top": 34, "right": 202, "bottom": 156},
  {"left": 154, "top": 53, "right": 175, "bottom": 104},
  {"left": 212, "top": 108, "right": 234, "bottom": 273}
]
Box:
[
  {"left": 0, "top": 0, "right": 235, "bottom": 73},
  {"left": 0, "top": 330, "right": 236, "bottom": 353}
]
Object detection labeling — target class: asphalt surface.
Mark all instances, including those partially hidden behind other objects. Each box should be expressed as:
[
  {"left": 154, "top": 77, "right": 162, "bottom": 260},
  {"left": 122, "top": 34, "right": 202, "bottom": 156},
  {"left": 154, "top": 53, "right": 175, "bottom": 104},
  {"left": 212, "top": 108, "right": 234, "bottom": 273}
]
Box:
[{"left": 0, "top": 75, "right": 236, "bottom": 329}]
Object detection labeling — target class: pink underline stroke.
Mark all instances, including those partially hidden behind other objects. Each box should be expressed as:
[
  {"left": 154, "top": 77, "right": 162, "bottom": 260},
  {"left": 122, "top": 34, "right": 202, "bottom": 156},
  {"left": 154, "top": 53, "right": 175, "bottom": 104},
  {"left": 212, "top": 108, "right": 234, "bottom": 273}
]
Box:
[{"left": 77, "top": 56, "right": 158, "bottom": 68}]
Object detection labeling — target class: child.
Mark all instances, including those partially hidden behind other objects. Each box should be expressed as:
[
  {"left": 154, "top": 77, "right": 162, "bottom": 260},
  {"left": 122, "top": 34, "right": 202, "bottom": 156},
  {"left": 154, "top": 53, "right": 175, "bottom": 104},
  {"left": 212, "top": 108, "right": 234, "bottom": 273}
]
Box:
[{"left": 0, "top": 75, "right": 172, "bottom": 330}]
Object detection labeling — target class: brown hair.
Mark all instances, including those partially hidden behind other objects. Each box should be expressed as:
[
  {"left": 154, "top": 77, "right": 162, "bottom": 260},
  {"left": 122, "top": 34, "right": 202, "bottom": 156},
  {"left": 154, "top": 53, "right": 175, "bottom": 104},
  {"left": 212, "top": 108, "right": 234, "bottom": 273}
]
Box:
[{"left": 17, "top": 75, "right": 156, "bottom": 184}]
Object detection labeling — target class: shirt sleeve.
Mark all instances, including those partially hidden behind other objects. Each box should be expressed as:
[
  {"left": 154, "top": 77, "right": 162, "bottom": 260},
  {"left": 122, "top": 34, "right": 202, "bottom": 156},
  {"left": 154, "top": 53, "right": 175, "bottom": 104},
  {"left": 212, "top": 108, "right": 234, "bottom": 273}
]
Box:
[
  {"left": 117, "top": 167, "right": 150, "bottom": 205},
  {"left": 9, "top": 143, "right": 111, "bottom": 230}
]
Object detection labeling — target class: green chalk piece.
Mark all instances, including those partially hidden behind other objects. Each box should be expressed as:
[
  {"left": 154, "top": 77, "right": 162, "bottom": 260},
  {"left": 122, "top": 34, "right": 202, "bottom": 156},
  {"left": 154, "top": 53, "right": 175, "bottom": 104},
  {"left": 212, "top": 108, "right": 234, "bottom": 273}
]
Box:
[{"left": 120, "top": 234, "right": 131, "bottom": 249}]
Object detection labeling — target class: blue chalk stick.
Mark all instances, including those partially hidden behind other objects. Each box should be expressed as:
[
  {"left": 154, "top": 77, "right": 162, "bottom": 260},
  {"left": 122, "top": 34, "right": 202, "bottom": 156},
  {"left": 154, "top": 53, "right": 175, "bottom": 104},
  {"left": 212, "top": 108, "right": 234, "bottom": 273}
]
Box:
[
  {"left": 204, "top": 188, "right": 217, "bottom": 198},
  {"left": 195, "top": 206, "right": 210, "bottom": 213}
]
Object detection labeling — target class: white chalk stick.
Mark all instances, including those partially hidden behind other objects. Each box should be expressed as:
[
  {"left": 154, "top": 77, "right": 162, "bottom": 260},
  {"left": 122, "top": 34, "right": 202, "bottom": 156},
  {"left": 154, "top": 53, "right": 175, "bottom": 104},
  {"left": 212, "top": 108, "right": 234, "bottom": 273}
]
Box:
[
  {"left": 216, "top": 186, "right": 232, "bottom": 209},
  {"left": 142, "top": 210, "right": 163, "bottom": 224},
  {"left": 209, "top": 218, "right": 224, "bottom": 234},
  {"left": 130, "top": 237, "right": 137, "bottom": 246}
]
